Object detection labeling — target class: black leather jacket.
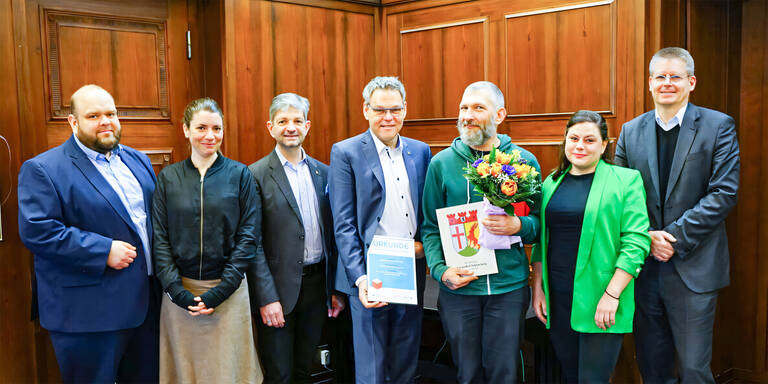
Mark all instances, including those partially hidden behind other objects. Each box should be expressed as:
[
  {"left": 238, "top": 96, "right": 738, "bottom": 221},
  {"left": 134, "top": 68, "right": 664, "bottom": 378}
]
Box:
[{"left": 152, "top": 155, "right": 260, "bottom": 309}]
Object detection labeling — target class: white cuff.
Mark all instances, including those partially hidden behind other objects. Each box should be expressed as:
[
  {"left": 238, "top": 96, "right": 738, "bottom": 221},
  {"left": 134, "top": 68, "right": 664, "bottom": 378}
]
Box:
[{"left": 355, "top": 275, "right": 368, "bottom": 287}]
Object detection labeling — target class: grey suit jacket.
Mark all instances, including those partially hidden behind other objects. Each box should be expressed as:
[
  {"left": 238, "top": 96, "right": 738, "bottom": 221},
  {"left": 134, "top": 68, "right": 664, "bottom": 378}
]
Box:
[
  {"left": 615, "top": 103, "right": 740, "bottom": 293},
  {"left": 246, "top": 150, "right": 337, "bottom": 314}
]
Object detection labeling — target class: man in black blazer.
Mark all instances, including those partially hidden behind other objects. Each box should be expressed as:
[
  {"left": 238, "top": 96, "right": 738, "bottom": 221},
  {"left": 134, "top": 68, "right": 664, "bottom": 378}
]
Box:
[
  {"left": 247, "top": 93, "right": 345, "bottom": 383},
  {"left": 615, "top": 47, "right": 740, "bottom": 383}
]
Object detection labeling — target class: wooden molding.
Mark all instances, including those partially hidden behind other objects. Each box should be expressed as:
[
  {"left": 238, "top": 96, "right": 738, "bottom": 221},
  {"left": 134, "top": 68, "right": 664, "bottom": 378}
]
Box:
[
  {"left": 140, "top": 147, "right": 173, "bottom": 173},
  {"left": 43, "top": 9, "right": 170, "bottom": 120},
  {"left": 504, "top": 0, "right": 614, "bottom": 18}
]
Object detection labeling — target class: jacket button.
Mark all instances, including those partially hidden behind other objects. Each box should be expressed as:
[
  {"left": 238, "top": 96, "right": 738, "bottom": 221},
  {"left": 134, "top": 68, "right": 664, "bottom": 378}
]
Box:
[
  {"left": 299, "top": 233, "right": 305, "bottom": 239},
  {"left": 298, "top": 260, "right": 303, "bottom": 265}
]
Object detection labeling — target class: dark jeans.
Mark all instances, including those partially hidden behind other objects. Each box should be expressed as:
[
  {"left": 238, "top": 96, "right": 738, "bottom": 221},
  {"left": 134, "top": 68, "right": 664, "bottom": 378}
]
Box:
[
  {"left": 549, "top": 288, "right": 623, "bottom": 383},
  {"left": 438, "top": 286, "right": 529, "bottom": 384},
  {"left": 634, "top": 258, "right": 718, "bottom": 384},
  {"left": 257, "top": 272, "right": 327, "bottom": 384}
]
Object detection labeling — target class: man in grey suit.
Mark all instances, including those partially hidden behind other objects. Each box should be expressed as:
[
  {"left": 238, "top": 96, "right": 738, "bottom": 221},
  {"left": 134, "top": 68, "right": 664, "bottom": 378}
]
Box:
[
  {"left": 247, "top": 93, "right": 345, "bottom": 383},
  {"left": 615, "top": 47, "right": 740, "bottom": 383}
]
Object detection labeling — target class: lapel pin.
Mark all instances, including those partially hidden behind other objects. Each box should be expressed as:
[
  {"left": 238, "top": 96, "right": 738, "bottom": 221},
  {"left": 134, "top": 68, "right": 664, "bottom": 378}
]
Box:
[
  {"left": 315, "top": 170, "right": 320, "bottom": 175},
  {"left": 407, "top": 151, "right": 411, "bottom": 155}
]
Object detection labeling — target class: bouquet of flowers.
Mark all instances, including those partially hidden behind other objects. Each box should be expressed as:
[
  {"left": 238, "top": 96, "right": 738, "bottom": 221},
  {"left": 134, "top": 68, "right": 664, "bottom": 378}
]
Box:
[{"left": 463, "top": 146, "right": 540, "bottom": 249}]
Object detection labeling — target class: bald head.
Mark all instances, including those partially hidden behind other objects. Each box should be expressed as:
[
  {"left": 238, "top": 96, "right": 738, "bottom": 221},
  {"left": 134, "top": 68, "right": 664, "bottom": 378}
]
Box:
[
  {"left": 70, "top": 84, "right": 114, "bottom": 118},
  {"left": 68, "top": 84, "right": 122, "bottom": 153}
]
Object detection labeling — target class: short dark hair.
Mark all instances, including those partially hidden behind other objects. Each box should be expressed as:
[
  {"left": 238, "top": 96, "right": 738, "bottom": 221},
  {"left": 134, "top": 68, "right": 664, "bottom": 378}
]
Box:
[{"left": 553, "top": 110, "right": 612, "bottom": 179}]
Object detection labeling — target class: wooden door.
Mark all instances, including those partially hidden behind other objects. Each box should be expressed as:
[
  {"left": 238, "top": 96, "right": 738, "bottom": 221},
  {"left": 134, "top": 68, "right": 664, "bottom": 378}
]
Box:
[{"left": 2, "top": 0, "right": 218, "bottom": 380}]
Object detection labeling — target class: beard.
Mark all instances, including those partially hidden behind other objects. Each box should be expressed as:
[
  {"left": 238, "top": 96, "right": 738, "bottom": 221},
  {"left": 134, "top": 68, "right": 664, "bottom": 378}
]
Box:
[
  {"left": 77, "top": 125, "right": 122, "bottom": 153},
  {"left": 457, "top": 118, "right": 496, "bottom": 147}
]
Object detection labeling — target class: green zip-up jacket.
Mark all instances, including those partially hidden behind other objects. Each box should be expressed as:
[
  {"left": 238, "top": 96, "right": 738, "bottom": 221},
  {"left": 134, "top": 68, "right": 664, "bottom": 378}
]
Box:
[{"left": 421, "top": 135, "right": 542, "bottom": 295}]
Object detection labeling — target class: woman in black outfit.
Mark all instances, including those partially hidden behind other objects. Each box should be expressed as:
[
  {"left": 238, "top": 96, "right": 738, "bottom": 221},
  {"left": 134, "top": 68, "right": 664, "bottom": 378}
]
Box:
[{"left": 152, "top": 98, "right": 265, "bottom": 383}]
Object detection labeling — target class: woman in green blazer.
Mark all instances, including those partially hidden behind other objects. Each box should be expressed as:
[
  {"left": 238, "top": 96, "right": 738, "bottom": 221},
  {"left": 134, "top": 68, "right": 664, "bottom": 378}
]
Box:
[{"left": 531, "top": 110, "right": 651, "bottom": 383}]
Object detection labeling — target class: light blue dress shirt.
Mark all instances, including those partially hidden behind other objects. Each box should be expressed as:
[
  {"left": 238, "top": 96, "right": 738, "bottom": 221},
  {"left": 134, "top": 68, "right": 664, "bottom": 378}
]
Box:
[
  {"left": 275, "top": 147, "right": 324, "bottom": 265},
  {"left": 73, "top": 136, "right": 151, "bottom": 274}
]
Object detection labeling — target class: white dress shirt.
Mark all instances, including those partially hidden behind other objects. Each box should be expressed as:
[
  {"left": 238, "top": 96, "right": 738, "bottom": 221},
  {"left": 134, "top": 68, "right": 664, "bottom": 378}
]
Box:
[
  {"left": 356, "top": 132, "right": 417, "bottom": 287},
  {"left": 655, "top": 103, "right": 688, "bottom": 131}
]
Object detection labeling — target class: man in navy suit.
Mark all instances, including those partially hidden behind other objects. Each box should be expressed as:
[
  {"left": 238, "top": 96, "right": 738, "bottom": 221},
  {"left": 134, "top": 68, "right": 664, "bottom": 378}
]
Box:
[
  {"left": 18, "top": 85, "right": 159, "bottom": 383},
  {"left": 329, "top": 76, "right": 432, "bottom": 383}
]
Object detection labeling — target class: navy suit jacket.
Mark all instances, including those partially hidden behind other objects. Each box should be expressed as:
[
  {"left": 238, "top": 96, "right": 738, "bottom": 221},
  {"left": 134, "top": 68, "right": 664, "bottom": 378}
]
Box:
[
  {"left": 615, "top": 103, "right": 740, "bottom": 292},
  {"left": 329, "top": 130, "right": 431, "bottom": 295},
  {"left": 18, "top": 135, "right": 156, "bottom": 332}
]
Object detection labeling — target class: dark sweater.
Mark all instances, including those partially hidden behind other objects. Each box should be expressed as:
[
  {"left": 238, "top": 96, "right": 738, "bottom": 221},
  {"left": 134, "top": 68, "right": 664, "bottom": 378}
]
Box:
[
  {"left": 656, "top": 122, "right": 680, "bottom": 223},
  {"left": 545, "top": 172, "right": 594, "bottom": 292}
]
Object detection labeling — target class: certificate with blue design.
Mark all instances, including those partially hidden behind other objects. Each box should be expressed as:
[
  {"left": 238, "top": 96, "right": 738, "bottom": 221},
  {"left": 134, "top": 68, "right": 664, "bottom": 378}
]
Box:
[{"left": 366, "top": 235, "right": 417, "bottom": 305}]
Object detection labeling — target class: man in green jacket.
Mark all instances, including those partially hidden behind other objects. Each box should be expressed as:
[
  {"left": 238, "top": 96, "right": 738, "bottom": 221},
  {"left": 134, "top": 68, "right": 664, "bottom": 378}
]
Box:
[{"left": 421, "top": 81, "right": 541, "bottom": 383}]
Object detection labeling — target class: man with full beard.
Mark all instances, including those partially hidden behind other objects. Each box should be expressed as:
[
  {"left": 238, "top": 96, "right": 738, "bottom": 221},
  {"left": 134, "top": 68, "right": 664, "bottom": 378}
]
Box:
[
  {"left": 18, "top": 85, "right": 159, "bottom": 382},
  {"left": 421, "top": 81, "right": 542, "bottom": 383}
]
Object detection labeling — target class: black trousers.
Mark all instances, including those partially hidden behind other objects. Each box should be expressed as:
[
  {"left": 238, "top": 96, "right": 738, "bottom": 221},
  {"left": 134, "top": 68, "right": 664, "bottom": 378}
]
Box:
[
  {"left": 49, "top": 277, "right": 161, "bottom": 384},
  {"left": 548, "top": 288, "right": 623, "bottom": 384},
  {"left": 634, "top": 258, "right": 718, "bottom": 384},
  {"left": 257, "top": 272, "right": 327, "bottom": 384},
  {"left": 438, "top": 287, "right": 529, "bottom": 384}
]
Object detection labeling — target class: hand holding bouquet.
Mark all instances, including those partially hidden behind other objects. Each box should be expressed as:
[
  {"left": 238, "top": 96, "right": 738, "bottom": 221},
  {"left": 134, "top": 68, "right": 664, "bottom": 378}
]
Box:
[{"left": 463, "top": 146, "right": 540, "bottom": 249}]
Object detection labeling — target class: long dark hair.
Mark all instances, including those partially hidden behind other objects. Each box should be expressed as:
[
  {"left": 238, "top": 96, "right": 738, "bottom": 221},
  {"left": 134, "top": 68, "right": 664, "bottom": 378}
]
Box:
[{"left": 553, "top": 110, "right": 612, "bottom": 179}]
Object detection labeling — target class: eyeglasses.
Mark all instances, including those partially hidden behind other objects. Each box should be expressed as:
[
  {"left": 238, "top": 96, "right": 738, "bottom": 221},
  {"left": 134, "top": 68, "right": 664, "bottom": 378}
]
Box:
[
  {"left": 367, "top": 104, "right": 404, "bottom": 117},
  {"left": 652, "top": 73, "right": 689, "bottom": 85}
]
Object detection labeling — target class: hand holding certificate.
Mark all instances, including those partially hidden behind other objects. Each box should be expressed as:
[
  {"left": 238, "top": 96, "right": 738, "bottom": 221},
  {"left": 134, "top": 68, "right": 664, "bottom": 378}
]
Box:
[
  {"left": 365, "top": 236, "right": 418, "bottom": 305},
  {"left": 435, "top": 202, "right": 499, "bottom": 276}
]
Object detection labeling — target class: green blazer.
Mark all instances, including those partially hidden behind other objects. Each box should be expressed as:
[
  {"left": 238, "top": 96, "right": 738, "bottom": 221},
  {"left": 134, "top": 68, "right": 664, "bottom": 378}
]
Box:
[{"left": 531, "top": 160, "right": 651, "bottom": 333}]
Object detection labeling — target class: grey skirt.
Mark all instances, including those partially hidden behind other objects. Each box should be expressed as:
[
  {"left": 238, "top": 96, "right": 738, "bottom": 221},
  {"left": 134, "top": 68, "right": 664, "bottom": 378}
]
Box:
[{"left": 160, "top": 277, "right": 262, "bottom": 384}]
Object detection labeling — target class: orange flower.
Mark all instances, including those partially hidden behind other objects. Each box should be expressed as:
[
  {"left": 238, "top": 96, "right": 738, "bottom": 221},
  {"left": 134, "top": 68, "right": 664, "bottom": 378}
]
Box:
[
  {"left": 476, "top": 162, "right": 490, "bottom": 176},
  {"left": 496, "top": 152, "right": 512, "bottom": 165},
  {"left": 490, "top": 162, "right": 502, "bottom": 176},
  {"left": 501, "top": 180, "right": 518, "bottom": 196},
  {"left": 514, "top": 164, "right": 530, "bottom": 179}
]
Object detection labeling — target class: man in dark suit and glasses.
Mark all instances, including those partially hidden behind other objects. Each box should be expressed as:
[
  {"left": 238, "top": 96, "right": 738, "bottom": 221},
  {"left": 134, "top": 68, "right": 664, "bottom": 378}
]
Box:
[
  {"left": 615, "top": 47, "right": 740, "bottom": 383},
  {"left": 247, "top": 92, "right": 345, "bottom": 383}
]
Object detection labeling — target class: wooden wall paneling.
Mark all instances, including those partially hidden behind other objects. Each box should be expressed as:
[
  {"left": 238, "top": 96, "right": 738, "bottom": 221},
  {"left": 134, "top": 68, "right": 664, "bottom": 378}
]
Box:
[
  {"left": 505, "top": 3, "right": 612, "bottom": 115},
  {"left": 735, "top": 1, "right": 768, "bottom": 381},
  {"left": 400, "top": 18, "right": 487, "bottom": 119},
  {"left": 199, "top": 0, "right": 224, "bottom": 102},
  {"left": 0, "top": 1, "right": 37, "bottom": 382},
  {"left": 45, "top": 11, "right": 169, "bottom": 119},
  {"left": 226, "top": 0, "right": 375, "bottom": 165},
  {"left": 687, "top": 0, "right": 731, "bottom": 114}
]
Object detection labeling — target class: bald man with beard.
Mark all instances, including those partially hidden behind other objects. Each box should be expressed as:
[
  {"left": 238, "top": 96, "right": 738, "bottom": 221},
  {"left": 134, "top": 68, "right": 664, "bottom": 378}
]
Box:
[{"left": 18, "top": 85, "right": 160, "bottom": 383}]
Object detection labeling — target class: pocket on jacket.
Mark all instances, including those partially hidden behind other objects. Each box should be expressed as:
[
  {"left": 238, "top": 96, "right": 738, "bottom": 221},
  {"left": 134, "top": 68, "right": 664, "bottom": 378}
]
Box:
[{"left": 58, "top": 273, "right": 102, "bottom": 288}]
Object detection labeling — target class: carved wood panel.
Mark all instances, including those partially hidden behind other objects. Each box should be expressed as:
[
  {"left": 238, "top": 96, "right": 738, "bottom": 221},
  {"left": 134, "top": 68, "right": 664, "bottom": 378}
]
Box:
[
  {"left": 44, "top": 10, "right": 169, "bottom": 120},
  {"left": 505, "top": 2, "right": 612, "bottom": 115},
  {"left": 400, "top": 18, "right": 487, "bottom": 119}
]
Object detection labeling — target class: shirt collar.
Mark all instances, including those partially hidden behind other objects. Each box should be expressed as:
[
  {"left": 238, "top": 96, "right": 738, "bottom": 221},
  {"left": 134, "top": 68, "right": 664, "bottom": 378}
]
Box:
[
  {"left": 274, "top": 146, "right": 306, "bottom": 167},
  {"left": 73, "top": 134, "right": 121, "bottom": 161},
  {"left": 370, "top": 130, "right": 401, "bottom": 155},
  {"left": 655, "top": 103, "right": 688, "bottom": 131}
]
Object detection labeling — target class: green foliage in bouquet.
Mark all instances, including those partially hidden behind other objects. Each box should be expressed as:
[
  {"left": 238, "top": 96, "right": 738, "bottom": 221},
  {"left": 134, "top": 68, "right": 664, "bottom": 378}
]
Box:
[{"left": 462, "top": 146, "right": 541, "bottom": 216}]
